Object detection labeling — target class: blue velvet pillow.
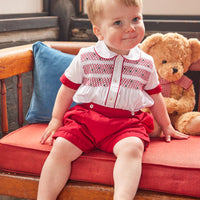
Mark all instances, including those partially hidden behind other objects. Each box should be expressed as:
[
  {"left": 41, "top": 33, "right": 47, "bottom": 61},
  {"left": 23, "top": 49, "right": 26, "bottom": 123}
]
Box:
[{"left": 26, "top": 41, "right": 76, "bottom": 123}]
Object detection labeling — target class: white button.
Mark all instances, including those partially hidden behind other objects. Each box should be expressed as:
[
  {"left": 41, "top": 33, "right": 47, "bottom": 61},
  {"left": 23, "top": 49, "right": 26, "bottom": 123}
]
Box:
[
  {"left": 90, "top": 104, "right": 94, "bottom": 109},
  {"left": 131, "top": 111, "right": 135, "bottom": 116}
]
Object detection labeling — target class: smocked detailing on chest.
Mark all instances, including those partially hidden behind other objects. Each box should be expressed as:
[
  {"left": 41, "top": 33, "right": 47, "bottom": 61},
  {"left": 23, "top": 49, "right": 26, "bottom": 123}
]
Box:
[
  {"left": 81, "top": 52, "right": 114, "bottom": 88},
  {"left": 80, "top": 51, "right": 153, "bottom": 91},
  {"left": 121, "top": 59, "right": 152, "bottom": 90},
  {"left": 62, "top": 41, "right": 160, "bottom": 112}
]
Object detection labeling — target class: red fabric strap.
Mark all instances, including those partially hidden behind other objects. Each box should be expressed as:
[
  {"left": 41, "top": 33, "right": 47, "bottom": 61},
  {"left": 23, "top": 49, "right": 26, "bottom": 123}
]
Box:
[
  {"left": 145, "top": 84, "right": 162, "bottom": 95},
  {"left": 160, "top": 75, "right": 193, "bottom": 97},
  {"left": 60, "top": 74, "right": 81, "bottom": 90}
]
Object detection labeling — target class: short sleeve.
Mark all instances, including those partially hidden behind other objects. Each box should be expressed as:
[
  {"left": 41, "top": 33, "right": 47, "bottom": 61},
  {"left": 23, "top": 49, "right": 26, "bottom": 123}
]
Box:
[
  {"left": 63, "top": 51, "right": 83, "bottom": 85},
  {"left": 144, "top": 57, "right": 160, "bottom": 93}
]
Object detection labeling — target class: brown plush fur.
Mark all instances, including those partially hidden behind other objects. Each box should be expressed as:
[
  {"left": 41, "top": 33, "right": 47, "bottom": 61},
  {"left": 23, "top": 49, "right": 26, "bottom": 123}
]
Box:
[{"left": 141, "top": 33, "right": 200, "bottom": 135}]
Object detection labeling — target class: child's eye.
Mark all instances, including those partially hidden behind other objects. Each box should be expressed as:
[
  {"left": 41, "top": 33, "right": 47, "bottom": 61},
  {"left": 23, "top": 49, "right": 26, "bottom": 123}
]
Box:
[
  {"left": 132, "top": 17, "right": 139, "bottom": 22},
  {"left": 114, "top": 20, "right": 122, "bottom": 26}
]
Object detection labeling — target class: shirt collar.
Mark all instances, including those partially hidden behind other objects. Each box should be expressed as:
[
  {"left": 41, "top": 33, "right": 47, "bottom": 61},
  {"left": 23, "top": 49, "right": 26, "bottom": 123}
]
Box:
[{"left": 94, "top": 40, "right": 141, "bottom": 61}]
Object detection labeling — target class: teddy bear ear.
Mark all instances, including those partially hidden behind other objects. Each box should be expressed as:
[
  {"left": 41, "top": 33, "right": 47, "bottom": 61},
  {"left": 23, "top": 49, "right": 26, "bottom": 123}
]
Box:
[
  {"left": 189, "top": 38, "right": 200, "bottom": 64},
  {"left": 140, "top": 33, "right": 163, "bottom": 53}
]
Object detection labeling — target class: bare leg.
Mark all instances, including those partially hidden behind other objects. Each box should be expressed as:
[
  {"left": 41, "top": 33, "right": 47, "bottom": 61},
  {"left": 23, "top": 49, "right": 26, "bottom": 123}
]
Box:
[
  {"left": 113, "top": 137, "right": 144, "bottom": 200},
  {"left": 37, "top": 137, "right": 83, "bottom": 200}
]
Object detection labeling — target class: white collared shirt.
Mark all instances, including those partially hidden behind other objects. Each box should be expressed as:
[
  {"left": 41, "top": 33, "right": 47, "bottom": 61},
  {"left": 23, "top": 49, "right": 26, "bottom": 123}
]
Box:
[{"left": 61, "top": 40, "right": 161, "bottom": 113}]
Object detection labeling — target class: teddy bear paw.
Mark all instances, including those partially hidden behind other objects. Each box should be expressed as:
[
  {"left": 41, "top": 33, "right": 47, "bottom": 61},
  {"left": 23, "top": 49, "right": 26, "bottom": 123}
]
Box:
[{"left": 185, "top": 116, "right": 200, "bottom": 135}]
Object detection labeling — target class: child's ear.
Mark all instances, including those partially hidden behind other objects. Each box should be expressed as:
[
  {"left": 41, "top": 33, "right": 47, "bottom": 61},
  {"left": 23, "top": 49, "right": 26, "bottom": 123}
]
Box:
[{"left": 93, "top": 25, "right": 104, "bottom": 41}]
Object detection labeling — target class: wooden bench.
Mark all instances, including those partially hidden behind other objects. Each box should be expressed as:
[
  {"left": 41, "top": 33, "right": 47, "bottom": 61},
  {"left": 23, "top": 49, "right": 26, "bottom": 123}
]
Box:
[{"left": 0, "top": 41, "right": 200, "bottom": 200}]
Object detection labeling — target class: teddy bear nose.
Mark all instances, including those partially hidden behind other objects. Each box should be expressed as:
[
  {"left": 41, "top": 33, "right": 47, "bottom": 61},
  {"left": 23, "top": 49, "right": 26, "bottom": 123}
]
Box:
[{"left": 173, "top": 68, "right": 178, "bottom": 74}]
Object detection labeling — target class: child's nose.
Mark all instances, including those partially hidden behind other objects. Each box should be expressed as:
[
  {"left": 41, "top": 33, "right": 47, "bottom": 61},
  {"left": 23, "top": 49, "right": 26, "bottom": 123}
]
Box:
[{"left": 125, "top": 24, "right": 135, "bottom": 32}]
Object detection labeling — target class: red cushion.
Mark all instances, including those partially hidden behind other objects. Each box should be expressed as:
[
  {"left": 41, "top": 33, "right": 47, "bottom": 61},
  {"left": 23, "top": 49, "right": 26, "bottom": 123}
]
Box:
[{"left": 0, "top": 124, "right": 200, "bottom": 197}]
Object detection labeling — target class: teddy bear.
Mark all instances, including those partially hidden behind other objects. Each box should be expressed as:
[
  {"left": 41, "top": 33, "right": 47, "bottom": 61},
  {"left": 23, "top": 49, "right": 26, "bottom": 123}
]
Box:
[{"left": 140, "top": 32, "right": 200, "bottom": 136}]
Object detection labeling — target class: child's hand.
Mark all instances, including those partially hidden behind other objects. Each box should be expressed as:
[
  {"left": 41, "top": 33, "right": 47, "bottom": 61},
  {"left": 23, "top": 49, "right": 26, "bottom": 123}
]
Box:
[
  {"left": 163, "top": 124, "right": 189, "bottom": 142},
  {"left": 40, "top": 118, "right": 63, "bottom": 145}
]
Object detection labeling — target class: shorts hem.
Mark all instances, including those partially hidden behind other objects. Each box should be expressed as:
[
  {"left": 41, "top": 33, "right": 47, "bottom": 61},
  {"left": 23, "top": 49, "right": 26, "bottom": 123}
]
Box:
[{"left": 53, "top": 131, "right": 93, "bottom": 153}]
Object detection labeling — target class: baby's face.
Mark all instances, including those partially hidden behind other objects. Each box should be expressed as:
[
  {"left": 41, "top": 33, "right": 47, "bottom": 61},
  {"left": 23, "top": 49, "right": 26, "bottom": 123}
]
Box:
[{"left": 94, "top": 0, "right": 145, "bottom": 55}]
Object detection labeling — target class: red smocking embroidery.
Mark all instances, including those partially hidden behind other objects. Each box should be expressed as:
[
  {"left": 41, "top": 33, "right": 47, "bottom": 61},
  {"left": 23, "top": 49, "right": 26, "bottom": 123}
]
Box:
[
  {"left": 82, "top": 77, "right": 111, "bottom": 87},
  {"left": 80, "top": 51, "right": 153, "bottom": 91}
]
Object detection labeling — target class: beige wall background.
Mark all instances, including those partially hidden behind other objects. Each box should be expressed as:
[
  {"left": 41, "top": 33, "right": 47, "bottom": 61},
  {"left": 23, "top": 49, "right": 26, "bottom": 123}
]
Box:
[
  {"left": 1, "top": 0, "right": 199, "bottom": 15},
  {"left": 0, "top": 0, "right": 43, "bottom": 14},
  {"left": 83, "top": 0, "right": 200, "bottom": 15},
  {"left": 142, "top": 0, "right": 200, "bottom": 15}
]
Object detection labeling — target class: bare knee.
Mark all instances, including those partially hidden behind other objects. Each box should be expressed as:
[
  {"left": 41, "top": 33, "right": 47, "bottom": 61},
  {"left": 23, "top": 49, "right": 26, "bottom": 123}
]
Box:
[
  {"left": 114, "top": 137, "right": 144, "bottom": 159},
  {"left": 49, "top": 137, "right": 82, "bottom": 162}
]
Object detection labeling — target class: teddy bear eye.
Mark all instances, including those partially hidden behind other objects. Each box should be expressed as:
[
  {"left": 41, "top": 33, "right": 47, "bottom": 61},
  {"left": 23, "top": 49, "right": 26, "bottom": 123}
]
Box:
[{"left": 162, "top": 60, "right": 167, "bottom": 64}]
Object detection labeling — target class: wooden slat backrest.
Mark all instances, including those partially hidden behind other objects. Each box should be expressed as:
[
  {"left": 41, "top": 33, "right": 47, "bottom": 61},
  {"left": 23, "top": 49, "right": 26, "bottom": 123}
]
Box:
[
  {"left": 1, "top": 80, "right": 8, "bottom": 134},
  {"left": 47, "top": 41, "right": 96, "bottom": 54},
  {"left": 0, "top": 45, "right": 33, "bottom": 80},
  {"left": 0, "top": 44, "right": 33, "bottom": 135},
  {"left": 17, "top": 74, "right": 23, "bottom": 128}
]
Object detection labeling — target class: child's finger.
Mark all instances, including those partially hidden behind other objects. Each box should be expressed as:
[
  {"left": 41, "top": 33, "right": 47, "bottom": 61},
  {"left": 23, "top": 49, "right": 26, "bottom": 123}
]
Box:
[
  {"left": 165, "top": 132, "right": 189, "bottom": 142},
  {"left": 49, "top": 133, "right": 55, "bottom": 146},
  {"left": 40, "top": 130, "right": 51, "bottom": 144},
  {"left": 172, "top": 131, "right": 189, "bottom": 139},
  {"left": 165, "top": 134, "right": 171, "bottom": 142}
]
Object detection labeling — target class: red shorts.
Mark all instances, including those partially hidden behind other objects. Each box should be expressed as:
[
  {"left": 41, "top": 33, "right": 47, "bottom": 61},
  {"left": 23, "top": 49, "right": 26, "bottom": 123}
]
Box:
[{"left": 53, "top": 103, "right": 154, "bottom": 153}]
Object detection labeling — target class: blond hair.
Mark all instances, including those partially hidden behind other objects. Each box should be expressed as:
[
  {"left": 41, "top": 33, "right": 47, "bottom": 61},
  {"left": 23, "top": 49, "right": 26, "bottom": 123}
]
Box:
[{"left": 86, "top": 0, "right": 142, "bottom": 25}]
